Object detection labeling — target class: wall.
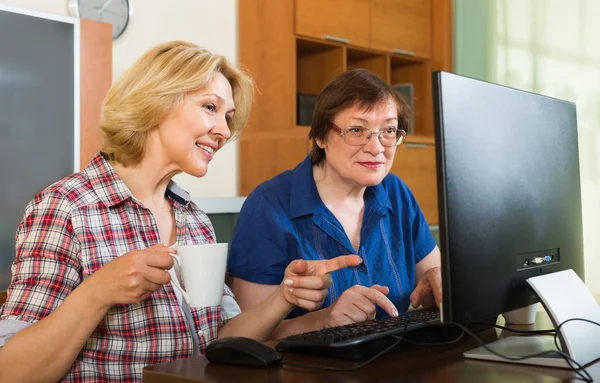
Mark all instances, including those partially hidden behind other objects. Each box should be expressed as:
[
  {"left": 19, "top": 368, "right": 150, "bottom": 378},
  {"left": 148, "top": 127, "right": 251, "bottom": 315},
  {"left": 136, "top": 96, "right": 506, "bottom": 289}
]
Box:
[
  {"left": 454, "top": 0, "right": 490, "bottom": 80},
  {"left": 455, "top": 0, "right": 600, "bottom": 296},
  {"left": 3, "top": 0, "right": 240, "bottom": 197}
]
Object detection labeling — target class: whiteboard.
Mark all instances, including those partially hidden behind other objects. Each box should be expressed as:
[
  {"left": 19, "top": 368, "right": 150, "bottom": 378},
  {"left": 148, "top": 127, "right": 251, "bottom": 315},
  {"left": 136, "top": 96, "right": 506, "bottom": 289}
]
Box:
[{"left": 0, "top": 6, "right": 79, "bottom": 289}]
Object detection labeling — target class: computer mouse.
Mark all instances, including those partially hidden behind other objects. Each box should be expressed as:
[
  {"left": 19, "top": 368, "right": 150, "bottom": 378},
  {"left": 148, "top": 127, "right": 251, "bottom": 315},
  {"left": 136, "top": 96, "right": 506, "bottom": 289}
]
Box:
[{"left": 205, "top": 336, "right": 283, "bottom": 367}]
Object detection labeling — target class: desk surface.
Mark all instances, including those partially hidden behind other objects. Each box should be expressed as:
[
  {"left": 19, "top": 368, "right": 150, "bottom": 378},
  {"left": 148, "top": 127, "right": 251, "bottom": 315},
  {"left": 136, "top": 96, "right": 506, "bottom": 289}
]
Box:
[{"left": 143, "top": 313, "right": 600, "bottom": 383}]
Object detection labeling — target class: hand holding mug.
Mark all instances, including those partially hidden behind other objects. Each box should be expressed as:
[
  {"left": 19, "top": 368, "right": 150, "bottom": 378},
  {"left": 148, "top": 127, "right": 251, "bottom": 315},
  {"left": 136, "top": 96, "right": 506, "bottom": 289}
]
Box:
[{"left": 86, "top": 244, "right": 174, "bottom": 308}]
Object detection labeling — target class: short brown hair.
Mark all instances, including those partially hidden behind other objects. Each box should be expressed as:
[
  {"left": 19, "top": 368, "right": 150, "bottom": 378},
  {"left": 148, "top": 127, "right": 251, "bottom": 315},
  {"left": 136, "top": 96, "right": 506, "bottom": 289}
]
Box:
[
  {"left": 100, "top": 41, "right": 254, "bottom": 166},
  {"left": 309, "top": 68, "right": 411, "bottom": 164}
]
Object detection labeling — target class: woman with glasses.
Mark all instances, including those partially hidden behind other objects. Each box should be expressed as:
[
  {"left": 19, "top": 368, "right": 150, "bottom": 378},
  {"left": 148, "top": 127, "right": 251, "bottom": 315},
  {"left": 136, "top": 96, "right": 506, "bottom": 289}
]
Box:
[{"left": 228, "top": 69, "right": 442, "bottom": 338}]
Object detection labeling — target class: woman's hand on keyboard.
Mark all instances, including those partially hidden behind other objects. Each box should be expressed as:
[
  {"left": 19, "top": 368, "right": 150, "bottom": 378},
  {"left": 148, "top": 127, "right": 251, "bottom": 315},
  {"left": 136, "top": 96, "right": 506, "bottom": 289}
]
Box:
[
  {"left": 409, "top": 266, "right": 442, "bottom": 309},
  {"left": 320, "top": 284, "right": 399, "bottom": 328}
]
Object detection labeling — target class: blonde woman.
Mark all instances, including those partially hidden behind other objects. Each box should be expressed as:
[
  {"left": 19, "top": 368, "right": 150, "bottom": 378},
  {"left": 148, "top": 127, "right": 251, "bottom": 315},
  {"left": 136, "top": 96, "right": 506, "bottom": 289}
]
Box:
[{"left": 0, "top": 41, "right": 359, "bottom": 383}]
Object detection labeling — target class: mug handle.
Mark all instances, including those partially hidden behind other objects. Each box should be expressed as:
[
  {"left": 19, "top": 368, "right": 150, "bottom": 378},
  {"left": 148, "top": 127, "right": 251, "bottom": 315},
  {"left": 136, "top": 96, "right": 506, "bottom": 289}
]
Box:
[{"left": 169, "top": 250, "right": 191, "bottom": 306}]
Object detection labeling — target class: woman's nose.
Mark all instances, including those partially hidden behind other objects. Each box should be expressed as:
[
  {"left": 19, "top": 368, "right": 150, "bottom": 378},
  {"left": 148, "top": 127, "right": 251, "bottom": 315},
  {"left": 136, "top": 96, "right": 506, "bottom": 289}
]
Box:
[
  {"left": 363, "top": 131, "right": 385, "bottom": 153},
  {"left": 212, "top": 116, "right": 232, "bottom": 140}
]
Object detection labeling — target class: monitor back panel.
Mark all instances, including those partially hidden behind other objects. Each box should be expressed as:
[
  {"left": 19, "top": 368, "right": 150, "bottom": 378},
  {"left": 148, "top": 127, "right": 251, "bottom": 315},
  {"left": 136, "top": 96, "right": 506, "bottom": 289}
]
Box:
[{"left": 432, "top": 71, "right": 585, "bottom": 324}]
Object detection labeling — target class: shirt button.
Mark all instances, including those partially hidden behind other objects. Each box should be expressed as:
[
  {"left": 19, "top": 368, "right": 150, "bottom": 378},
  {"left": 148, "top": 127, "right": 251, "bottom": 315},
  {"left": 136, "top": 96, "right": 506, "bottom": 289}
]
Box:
[{"left": 357, "top": 264, "right": 367, "bottom": 273}]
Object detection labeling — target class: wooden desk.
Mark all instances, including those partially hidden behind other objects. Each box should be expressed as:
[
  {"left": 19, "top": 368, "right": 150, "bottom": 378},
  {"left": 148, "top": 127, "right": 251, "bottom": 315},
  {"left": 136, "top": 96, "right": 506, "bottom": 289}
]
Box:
[{"left": 143, "top": 313, "right": 600, "bottom": 383}]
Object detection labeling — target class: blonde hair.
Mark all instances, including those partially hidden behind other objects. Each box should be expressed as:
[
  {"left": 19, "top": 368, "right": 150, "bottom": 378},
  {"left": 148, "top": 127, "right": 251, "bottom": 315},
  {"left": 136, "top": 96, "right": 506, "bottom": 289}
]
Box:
[{"left": 100, "top": 40, "right": 254, "bottom": 166}]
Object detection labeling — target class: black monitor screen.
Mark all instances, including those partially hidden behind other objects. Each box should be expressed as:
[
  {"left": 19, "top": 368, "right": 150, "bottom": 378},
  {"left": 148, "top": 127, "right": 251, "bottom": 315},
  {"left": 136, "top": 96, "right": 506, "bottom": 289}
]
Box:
[{"left": 432, "top": 71, "right": 585, "bottom": 324}]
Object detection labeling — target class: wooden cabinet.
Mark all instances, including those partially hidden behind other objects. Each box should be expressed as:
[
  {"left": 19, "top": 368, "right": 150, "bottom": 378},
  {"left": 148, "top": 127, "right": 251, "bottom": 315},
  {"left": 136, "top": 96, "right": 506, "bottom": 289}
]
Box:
[
  {"left": 391, "top": 58, "right": 434, "bottom": 137},
  {"left": 239, "top": 131, "right": 310, "bottom": 194},
  {"left": 239, "top": 0, "right": 295, "bottom": 133},
  {"left": 239, "top": 0, "right": 452, "bottom": 224},
  {"left": 370, "top": 0, "right": 433, "bottom": 58},
  {"left": 296, "top": 0, "right": 370, "bottom": 47},
  {"left": 347, "top": 47, "right": 390, "bottom": 82},
  {"left": 79, "top": 19, "right": 112, "bottom": 168},
  {"left": 297, "top": 38, "right": 345, "bottom": 95},
  {"left": 392, "top": 137, "right": 438, "bottom": 223}
]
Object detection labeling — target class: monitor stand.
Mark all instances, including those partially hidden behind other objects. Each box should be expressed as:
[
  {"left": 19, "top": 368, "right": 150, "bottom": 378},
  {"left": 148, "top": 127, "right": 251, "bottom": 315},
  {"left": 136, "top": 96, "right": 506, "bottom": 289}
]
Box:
[{"left": 463, "top": 269, "right": 600, "bottom": 368}]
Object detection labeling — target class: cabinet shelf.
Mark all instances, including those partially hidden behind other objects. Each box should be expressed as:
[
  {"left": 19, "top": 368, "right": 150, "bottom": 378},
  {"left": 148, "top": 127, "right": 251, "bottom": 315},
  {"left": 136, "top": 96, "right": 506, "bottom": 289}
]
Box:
[
  {"left": 405, "top": 135, "right": 435, "bottom": 145},
  {"left": 297, "top": 38, "right": 345, "bottom": 95},
  {"left": 347, "top": 48, "right": 389, "bottom": 82},
  {"left": 240, "top": 0, "right": 452, "bottom": 223}
]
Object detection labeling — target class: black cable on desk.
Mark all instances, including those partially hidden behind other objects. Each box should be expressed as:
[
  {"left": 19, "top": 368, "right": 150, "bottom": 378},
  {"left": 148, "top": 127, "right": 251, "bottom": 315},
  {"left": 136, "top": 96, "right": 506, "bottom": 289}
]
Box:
[
  {"left": 471, "top": 322, "right": 556, "bottom": 335},
  {"left": 445, "top": 318, "right": 600, "bottom": 383},
  {"left": 278, "top": 317, "right": 600, "bottom": 381}
]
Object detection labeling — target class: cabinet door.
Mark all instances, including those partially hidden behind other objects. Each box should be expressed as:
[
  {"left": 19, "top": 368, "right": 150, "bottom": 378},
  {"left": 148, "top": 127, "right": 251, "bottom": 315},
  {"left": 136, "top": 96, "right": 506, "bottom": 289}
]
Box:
[
  {"left": 80, "top": 19, "right": 112, "bottom": 168},
  {"left": 370, "top": 0, "right": 432, "bottom": 58},
  {"left": 240, "top": 0, "right": 295, "bottom": 133},
  {"left": 239, "top": 131, "right": 309, "bottom": 196},
  {"left": 392, "top": 142, "right": 438, "bottom": 224},
  {"left": 296, "top": 0, "right": 370, "bottom": 47}
]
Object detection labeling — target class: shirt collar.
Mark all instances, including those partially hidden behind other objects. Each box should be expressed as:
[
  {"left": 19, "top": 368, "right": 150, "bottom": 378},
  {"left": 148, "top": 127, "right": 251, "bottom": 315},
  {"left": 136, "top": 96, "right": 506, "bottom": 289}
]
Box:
[
  {"left": 84, "top": 153, "right": 191, "bottom": 208},
  {"left": 288, "top": 155, "right": 394, "bottom": 219},
  {"left": 289, "top": 156, "right": 319, "bottom": 219},
  {"left": 365, "top": 177, "right": 394, "bottom": 215}
]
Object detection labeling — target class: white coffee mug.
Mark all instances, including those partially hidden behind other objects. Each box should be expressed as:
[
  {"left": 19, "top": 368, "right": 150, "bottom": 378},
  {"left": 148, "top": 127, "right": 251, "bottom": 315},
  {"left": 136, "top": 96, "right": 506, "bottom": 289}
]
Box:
[{"left": 169, "top": 243, "right": 228, "bottom": 308}]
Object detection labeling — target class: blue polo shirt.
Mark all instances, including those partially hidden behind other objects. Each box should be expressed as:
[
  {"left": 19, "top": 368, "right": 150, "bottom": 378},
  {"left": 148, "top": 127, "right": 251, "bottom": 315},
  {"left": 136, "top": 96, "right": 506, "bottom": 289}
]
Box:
[{"left": 228, "top": 155, "right": 436, "bottom": 318}]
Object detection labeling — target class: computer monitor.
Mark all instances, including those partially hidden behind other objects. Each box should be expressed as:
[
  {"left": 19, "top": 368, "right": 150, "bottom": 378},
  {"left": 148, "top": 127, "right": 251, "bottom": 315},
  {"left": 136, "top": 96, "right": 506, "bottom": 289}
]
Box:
[{"left": 432, "top": 71, "right": 585, "bottom": 324}]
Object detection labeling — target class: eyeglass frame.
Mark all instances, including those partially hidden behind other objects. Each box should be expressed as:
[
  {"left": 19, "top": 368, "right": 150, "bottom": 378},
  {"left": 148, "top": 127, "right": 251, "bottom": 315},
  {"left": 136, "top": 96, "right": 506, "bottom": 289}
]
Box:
[{"left": 330, "top": 122, "right": 407, "bottom": 147}]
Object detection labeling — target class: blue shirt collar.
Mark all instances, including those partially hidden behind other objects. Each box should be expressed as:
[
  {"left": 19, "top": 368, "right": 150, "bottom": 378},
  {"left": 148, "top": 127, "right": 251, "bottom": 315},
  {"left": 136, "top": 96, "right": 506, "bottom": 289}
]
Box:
[
  {"left": 288, "top": 155, "right": 394, "bottom": 219},
  {"left": 289, "top": 156, "right": 318, "bottom": 219}
]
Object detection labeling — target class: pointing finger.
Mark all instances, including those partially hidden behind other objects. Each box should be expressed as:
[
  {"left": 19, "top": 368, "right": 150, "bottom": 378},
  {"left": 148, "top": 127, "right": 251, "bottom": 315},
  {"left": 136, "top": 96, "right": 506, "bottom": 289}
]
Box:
[
  {"left": 361, "top": 286, "right": 398, "bottom": 317},
  {"left": 318, "top": 255, "right": 362, "bottom": 274}
]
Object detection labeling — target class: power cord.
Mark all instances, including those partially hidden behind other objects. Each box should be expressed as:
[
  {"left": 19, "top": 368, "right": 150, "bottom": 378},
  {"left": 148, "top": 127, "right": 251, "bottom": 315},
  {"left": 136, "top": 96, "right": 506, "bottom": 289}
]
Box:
[
  {"left": 445, "top": 318, "right": 600, "bottom": 383},
  {"left": 551, "top": 318, "right": 600, "bottom": 382},
  {"left": 277, "top": 317, "right": 600, "bottom": 381},
  {"left": 401, "top": 321, "right": 555, "bottom": 347},
  {"left": 471, "top": 322, "right": 556, "bottom": 335}
]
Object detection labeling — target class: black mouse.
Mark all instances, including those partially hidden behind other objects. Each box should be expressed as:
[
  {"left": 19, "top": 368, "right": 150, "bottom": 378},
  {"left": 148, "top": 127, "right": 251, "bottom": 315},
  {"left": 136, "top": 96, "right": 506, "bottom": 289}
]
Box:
[{"left": 205, "top": 336, "right": 283, "bottom": 367}]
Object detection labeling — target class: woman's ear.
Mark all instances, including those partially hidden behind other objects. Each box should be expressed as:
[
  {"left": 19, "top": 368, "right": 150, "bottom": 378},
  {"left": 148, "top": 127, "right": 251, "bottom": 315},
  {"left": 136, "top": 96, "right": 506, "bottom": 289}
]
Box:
[{"left": 315, "top": 136, "right": 326, "bottom": 150}]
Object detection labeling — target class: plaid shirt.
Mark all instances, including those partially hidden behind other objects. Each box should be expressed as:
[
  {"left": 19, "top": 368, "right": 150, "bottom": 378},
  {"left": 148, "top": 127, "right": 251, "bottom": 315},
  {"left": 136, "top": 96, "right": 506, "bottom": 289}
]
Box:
[{"left": 0, "top": 153, "right": 236, "bottom": 382}]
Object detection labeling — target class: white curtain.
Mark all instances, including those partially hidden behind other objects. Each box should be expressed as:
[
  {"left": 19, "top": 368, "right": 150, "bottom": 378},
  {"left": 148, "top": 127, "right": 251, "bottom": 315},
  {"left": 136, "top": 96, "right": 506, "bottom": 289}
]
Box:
[{"left": 488, "top": 0, "right": 600, "bottom": 294}]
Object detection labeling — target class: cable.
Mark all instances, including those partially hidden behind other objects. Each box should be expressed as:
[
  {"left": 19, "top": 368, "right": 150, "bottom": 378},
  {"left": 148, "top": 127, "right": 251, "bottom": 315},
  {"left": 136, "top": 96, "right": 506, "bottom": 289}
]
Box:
[
  {"left": 279, "top": 321, "right": 408, "bottom": 371},
  {"left": 470, "top": 322, "right": 555, "bottom": 335},
  {"left": 551, "top": 318, "right": 600, "bottom": 382},
  {"left": 278, "top": 317, "right": 600, "bottom": 380},
  {"left": 446, "top": 318, "right": 600, "bottom": 383}
]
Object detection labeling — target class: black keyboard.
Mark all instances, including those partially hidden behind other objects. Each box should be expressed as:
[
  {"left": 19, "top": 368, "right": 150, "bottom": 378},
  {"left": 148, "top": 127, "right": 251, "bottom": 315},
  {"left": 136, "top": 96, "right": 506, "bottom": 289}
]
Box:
[{"left": 276, "top": 308, "right": 441, "bottom": 360}]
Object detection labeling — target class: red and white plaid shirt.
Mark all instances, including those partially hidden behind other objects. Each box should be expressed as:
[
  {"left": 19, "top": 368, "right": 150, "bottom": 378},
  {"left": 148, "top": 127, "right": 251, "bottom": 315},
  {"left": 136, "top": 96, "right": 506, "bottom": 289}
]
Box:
[{"left": 0, "top": 153, "right": 237, "bottom": 382}]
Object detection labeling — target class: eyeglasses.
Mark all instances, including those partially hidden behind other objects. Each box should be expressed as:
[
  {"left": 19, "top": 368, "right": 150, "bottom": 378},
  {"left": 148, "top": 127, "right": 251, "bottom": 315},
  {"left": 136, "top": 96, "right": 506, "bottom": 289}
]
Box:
[{"left": 331, "top": 123, "right": 407, "bottom": 147}]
